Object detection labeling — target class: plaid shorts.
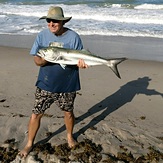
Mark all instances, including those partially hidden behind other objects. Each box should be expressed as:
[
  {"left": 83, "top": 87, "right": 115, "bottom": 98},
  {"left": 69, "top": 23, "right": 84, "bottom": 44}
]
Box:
[{"left": 32, "top": 87, "right": 76, "bottom": 114}]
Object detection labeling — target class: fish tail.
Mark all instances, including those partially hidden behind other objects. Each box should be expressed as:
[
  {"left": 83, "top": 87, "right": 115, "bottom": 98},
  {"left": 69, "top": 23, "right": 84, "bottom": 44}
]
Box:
[{"left": 107, "top": 58, "right": 127, "bottom": 79}]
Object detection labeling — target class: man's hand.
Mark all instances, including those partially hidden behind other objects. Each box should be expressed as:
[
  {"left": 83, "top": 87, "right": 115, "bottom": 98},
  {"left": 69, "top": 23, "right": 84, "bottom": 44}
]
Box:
[
  {"left": 34, "top": 56, "right": 48, "bottom": 66},
  {"left": 77, "top": 59, "right": 88, "bottom": 69}
]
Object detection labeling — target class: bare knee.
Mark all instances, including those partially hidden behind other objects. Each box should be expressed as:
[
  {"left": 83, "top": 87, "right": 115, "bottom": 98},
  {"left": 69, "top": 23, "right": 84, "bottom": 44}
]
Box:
[
  {"left": 31, "top": 113, "right": 43, "bottom": 120},
  {"left": 64, "top": 111, "right": 74, "bottom": 119}
]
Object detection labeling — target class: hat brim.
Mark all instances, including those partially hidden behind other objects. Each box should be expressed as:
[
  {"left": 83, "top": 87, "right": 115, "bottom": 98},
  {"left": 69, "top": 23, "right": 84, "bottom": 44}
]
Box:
[{"left": 39, "top": 16, "right": 72, "bottom": 23}]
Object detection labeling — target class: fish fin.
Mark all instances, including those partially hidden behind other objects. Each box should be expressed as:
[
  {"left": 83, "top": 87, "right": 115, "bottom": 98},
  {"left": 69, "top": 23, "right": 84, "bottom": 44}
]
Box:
[
  {"left": 86, "top": 49, "right": 92, "bottom": 53},
  {"left": 54, "top": 55, "right": 72, "bottom": 62},
  {"left": 54, "top": 54, "right": 63, "bottom": 61},
  {"left": 60, "top": 64, "right": 66, "bottom": 69},
  {"left": 81, "top": 49, "right": 92, "bottom": 55},
  {"left": 53, "top": 54, "right": 68, "bottom": 68},
  {"left": 107, "top": 58, "right": 127, "bottom": 79}
]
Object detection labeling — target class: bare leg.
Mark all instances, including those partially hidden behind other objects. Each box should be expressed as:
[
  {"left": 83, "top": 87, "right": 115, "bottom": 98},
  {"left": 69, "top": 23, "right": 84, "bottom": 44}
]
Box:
[
  {"left": 19, "top": 113, "right": 43, "bottom": 158},
  {"left": 64, "top": 111, "right": 77, "bottom": 148}
]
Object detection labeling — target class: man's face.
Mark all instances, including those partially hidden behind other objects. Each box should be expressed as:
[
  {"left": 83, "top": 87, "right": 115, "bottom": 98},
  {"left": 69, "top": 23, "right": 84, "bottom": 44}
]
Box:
[{"left": 46, "top": 19, "right": 64, "bottom": 35}]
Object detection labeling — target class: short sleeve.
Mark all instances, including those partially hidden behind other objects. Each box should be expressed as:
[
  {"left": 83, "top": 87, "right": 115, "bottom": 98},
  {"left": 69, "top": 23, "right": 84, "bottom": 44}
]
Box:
[{"left": 30, "top": 34, "right": 41, "bottom": 56}]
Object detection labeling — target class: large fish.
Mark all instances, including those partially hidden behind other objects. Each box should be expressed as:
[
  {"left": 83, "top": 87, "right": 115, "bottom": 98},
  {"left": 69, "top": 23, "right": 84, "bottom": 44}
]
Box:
[{"left": 37, "top": 46, "right": 127, "bottom": 78}]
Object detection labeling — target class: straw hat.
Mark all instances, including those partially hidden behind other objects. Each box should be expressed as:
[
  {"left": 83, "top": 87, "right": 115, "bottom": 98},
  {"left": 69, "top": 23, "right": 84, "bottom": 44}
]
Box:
[{"left": 39, "top": 6, "right": 72, "bottom": 23}]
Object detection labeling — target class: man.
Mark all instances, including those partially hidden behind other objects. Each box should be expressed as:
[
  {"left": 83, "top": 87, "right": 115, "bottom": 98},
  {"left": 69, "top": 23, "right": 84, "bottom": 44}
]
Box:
[{"left": 19, "top": 6, "right": 87, "bottom": 158}]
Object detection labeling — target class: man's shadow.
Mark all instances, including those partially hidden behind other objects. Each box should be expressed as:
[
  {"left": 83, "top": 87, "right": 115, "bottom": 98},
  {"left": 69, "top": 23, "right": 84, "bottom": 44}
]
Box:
[{"left": 36, "top": 76, "right": 163, "bottom": 145}]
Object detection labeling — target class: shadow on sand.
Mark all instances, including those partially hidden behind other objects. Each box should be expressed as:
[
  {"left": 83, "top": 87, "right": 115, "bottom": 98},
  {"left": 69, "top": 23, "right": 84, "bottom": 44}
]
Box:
[{"left": 36, "top": 76, "right": 163, "bottom": 145}]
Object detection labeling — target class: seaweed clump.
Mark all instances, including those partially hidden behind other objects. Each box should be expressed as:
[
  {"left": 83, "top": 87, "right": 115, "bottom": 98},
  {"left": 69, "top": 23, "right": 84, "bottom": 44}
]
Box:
[
  {"left": 102, "top": 145, "right": 163, "bottom": 163},
  {"left": 0, "top": 138, "right": 163, "bottom": 163},
  {"left": 0, "top": 139, "right": 19, "bottom": 163},
  {"left": 32, "top": 139, "right": 103, "bottom": 162},
  {"left": 69, "top": 139, "right": 102, "bottom": 162}
]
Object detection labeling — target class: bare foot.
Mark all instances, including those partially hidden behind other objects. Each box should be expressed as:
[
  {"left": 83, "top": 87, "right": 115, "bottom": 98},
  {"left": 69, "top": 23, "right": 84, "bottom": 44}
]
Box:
[
  {"left": 18, "top": 145, "right": 32, "bottom": 159},
  {"left": 67, "top": 137, "right": 77, "bottom": 148}
]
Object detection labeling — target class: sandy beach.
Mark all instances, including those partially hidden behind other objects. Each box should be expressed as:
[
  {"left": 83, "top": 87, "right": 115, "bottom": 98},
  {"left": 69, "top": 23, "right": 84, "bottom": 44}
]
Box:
[{"left": 0, "top": 35, "right": 163, "bottom": 162}]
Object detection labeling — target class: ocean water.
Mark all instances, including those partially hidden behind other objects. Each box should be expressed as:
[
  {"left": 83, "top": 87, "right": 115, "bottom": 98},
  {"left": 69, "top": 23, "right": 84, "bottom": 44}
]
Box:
[{"left": 0, "top": 0, "right": 163, "bottom": 38}]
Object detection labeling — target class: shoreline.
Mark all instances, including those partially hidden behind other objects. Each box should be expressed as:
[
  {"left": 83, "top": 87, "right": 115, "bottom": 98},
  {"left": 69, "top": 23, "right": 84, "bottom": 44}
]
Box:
[{"left": 0, "top": 34, "right": 163, "bottom": 62}]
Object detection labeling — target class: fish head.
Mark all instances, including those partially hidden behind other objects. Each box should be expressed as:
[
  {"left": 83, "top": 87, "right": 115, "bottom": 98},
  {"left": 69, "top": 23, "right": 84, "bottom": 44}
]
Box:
[{"left": 37, "top": 47, "right": 58, "bottom": 58}]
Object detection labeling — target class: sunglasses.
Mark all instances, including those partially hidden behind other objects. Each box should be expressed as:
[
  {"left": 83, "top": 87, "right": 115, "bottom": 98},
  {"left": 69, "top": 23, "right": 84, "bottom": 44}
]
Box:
[{"left": 46, "top": 19, "right": 61, "bottom": 23}]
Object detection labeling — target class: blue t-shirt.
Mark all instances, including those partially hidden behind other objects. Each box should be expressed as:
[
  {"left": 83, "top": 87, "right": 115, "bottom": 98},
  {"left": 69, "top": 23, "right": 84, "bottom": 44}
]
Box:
[{"left": 30, "top": 28, "right": 83, "bottom": 93}]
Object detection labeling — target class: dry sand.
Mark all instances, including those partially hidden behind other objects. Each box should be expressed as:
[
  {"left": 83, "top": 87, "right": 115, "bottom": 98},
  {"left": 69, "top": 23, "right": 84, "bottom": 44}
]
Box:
[{"left": 0, "top": 45, "right": 163, "bottom": 162}]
